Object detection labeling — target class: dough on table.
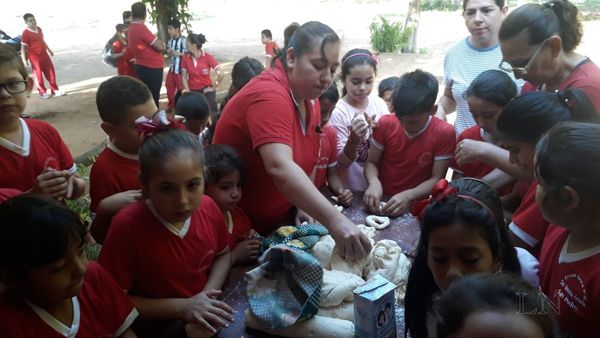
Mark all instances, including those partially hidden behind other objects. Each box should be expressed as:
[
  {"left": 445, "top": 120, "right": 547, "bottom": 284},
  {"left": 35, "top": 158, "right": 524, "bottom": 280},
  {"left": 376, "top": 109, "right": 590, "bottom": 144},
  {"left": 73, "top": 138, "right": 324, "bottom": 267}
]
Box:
[
  {"left": 364, "top": 240, "right": 411, "bottom": 301},
  {"left": 318, "top": 301, "right": 354, "bottom": 321},
  {"left": 320, "top": 269, "right": 365, "bottom": 307},
  {"left": 245, "top": 310, "right": 354, "bottom": 338},
  {"left": 330, "top": 251, "right": 369, "bottom": 276},
  {"left": 356, "top": 224, "right": 376, "bottom": 245},
  {"left": 311, "top": 235, "right": 335, "bottom": 269},
  {"left": 365, "top": 215, "right": 391, "bottom": 229}
]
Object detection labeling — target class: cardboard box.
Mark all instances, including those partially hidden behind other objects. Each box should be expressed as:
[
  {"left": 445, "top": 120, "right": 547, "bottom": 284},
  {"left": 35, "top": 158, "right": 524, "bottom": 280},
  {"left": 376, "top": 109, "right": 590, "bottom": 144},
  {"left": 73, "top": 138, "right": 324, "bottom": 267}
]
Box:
[{"left": 353, "top": 274, "right": 397, "bottom": 338}]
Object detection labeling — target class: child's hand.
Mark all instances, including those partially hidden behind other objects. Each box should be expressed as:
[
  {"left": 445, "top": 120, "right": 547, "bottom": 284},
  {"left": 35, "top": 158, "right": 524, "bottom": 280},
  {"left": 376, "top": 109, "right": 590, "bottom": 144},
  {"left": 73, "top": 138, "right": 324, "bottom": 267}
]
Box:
[
  {"left": 455, "top": 139, "right": 486, "bottom": 166},
  {"left": 32, "top": 169, "right": 70, "bottom": 199},
  {"left": 382, "top": 192, "right": 413, "bottom": 217},
  {"left": 336, "top": 188, "right": 353, "bottom": 207},
  {"left": 231, "top": 239, "right": 262, "bottom": 265},
  {"left": 349, "top": 112, "right": 369, "bottom": 142},
  {"left": 183, "top": 290, "right": 234, "bottom": 334},
  {"left": 97, "top": 190, "right": 143, "bottom": 215},
  {"left": 363, "top": 181, "right": 383, "bottom": 214},
  {"left": 367, "top": 114, "right": 379, "bottom": 129},
  {"left": 295, "top": 208, "right": 315, "bottom": 225}
]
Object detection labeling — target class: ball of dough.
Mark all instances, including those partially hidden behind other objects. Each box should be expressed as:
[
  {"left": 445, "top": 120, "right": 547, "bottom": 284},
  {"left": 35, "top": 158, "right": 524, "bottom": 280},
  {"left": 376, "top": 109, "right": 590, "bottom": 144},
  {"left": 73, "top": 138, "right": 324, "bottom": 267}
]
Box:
[
  {"left": 330, "top": 251, "right": 369, "bottom": 277},
  {"left": 318, "top": 301, "right": 354, "bottom": 321},
  {"left": 364, "top": 240, "right": 411, "bottom": 301},
  {"left": 320, "top": 269, "right": 365, "bottom": 307},
  {"left": 365, "top": 215, "right": 391, "bottom": 230},
  {"left": 311, "top": 235, "right": 335, "bottom": 269}
]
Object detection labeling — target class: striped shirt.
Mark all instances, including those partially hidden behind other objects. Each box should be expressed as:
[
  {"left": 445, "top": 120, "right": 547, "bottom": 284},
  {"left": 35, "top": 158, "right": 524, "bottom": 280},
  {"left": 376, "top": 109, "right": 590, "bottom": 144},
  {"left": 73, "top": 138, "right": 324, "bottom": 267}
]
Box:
[
  {"left": 167, "top": 35, "right": 186, "bottom": 74},
  {"left": 443, "top": 37, "right": 523, "bottom": 135}
]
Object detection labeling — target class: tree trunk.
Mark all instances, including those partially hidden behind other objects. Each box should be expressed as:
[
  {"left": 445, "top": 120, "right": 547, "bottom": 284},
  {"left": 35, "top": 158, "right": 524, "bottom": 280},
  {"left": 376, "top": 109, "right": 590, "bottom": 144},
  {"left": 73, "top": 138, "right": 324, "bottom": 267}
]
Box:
[
  {"left": 403, "top": 0, "right": 421, "bottom": 53},
  {"left": 155, "top": 0, "right": 172, "bottom": 43}
]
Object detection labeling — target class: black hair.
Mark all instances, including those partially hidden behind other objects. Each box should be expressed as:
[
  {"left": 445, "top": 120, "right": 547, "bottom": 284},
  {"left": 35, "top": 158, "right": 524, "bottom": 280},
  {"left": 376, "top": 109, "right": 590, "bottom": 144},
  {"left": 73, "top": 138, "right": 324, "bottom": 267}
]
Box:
[
  {"left": 176, "top": 91, "right": 210, "bottom": 122},
  {"left": 122, "top": 10, "right": 132, "bottom": 23},
  {"left": 202, "top": 112, "right": 221, "bottom": 146},
  {"left": 499, "top": 0, "right": 582, "bottom": 52},
  {"left": 462, "top": 0, "right": 504, "bottom": 11},
  {"left": 167, "top": 18, "right": 181, "bottom": 29},
  {"left": 431, "top": 273, "right": 559, "bottom": 338},
  {"left": 378, "top": 76, "right": 399, "bottom": 98},
  {"left": 220, "top": 57, "right": 264, "bottom": 111},
  {"left": 115, "top": 23, "right": 128, "bottom": 33},
  {"left": 276, "top": 21, "right": 340, "bottom": 70},
  {"left": 0, "top": 43, "right": 27, "bottom": 80},
  {"left": 283, "top": 22, "right": 300, "bottom": 50},
  {"left": 187, "top": 33, "right": 207, "bottom": 50},
  {"left": 204, "top": 144, "right": 244, "bottom": 185},
  {"left": 535, "top": 122, "right": 600, "bottom": 213},
  {"left": 319, "top": 81, "right": 340, "bottom": 103},
  {"left": 96, "top": 76, "right": 153, "bottom": 125},
  {"left": 131, "top": 2, "right": 146, "bottom": 20},
  {"left": 261, "top": 29, "right": 273, "bottom": 39},
  {"left": 404, "top": 178, "right": 521, "bottom": 338},
  {"left": 139, "top": 128, "right": 204, "bottom": 184},
  {"left": 23, "top": 13, "right": 34, "bottom": 21},
  {"left": 0, "top": 194, "right": 87, "bottom": 277},
  {"left": 496, "top": 88, "right": 599, "bottom": 144},
  {"left": 393, "top": 69, "right": 438, "bottom": 117},
  {"left": 465, "top": 70, "right": 517, "bottom": 107},
  {"left": 340, "top": 48, "right": 378, "bottom": 96}
]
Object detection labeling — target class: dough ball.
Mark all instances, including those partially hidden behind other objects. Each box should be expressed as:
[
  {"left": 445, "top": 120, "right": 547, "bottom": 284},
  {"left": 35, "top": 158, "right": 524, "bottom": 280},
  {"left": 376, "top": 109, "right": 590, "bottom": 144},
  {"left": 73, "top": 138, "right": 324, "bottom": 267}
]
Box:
[
  {"left": 318, "top": 301, "right": 354, "bottom": 321},
  {"left": 320, "top": 269, "right": 365, "bottom": 307},
  {"left": 311, "top": 235, "right": 335, "bottom": 269}
]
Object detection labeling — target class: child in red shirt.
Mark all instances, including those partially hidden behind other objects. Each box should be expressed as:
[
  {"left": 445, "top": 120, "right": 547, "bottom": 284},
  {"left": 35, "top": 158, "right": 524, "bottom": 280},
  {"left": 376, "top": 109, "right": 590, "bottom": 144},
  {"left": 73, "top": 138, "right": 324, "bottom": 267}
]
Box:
[
  {"left": 0, "top": 44, "right": 84, "bottom": 199},
  {"left": 0, "top": 195, "right": 137, "bottom": 338},
  {"left": 20, "top": 13, "right": 63, "bottom": 98},
  {"left": 364, "top": 69, "right": 455, "bottom": 216},
  {"left": 260, "top": 29, "right": 279, "bottom": 67},
  {"left": 204, "top": 144, "right": 261, "bottom": 265},
  {"left": 99, "top": 127, "right": 233, "bottom": 337},
  {"left": 535, "top": 122, "right": 600, "bottom": 338},
  {"left": 89, "top": 76, "right": 157, "bottom": 243},
  {"left": 112, "top": 24, "right": 137, "bottom": 78}
]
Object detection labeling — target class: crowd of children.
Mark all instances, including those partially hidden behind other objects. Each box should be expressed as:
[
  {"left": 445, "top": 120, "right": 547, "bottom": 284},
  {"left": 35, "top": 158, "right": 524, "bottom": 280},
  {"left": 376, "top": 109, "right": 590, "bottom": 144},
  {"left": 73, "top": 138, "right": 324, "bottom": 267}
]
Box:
[{"left": 1, "top": 0, "right": 600, "bottom": 337}]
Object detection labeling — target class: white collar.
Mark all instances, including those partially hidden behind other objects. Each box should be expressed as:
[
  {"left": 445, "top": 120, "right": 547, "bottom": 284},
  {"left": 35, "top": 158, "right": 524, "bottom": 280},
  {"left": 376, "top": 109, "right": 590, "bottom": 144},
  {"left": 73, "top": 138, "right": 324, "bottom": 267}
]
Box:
[
  {"left": 26, "top": 27, "right": 39, "bottom": 33},
  {"left": 27, "top": 297, "right": 80, "bottom": 337},
  {"left": 559, "top": 233, "right": 600, "bottom": 263},
  {"left": 145, "top": 199, "right": 191, "bottom": 238},
  {"left": 404, "top": 116, "right": 432, "bottom": 139},
  {"left": 0, "top": 118, "right": 31, "bottom": 156},
  {"left": 106, "top": 137, "right": 138, "bottom": 160}
]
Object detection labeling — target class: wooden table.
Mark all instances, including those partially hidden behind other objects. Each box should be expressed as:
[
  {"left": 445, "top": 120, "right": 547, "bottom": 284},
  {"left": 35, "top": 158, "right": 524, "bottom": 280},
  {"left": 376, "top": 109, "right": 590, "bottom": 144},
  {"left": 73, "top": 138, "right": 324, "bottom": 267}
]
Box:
[{"left": 217, "top": 193, "right": 421, "bottom": 338}]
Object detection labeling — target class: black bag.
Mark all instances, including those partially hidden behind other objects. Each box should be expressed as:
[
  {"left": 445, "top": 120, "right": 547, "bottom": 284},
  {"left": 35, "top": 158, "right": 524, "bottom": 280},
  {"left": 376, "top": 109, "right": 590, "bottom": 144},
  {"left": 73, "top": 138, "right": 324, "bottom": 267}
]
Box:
[{"left": 100, "top": 37, "right": 118, "bottom": 67}]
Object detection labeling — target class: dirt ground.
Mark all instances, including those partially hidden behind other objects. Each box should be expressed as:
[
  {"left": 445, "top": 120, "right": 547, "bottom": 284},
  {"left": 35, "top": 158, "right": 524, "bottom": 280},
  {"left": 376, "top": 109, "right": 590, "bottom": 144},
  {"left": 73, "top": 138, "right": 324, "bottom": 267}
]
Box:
[{"left": 8, "top": 1, "right": 599, "bottom": 158}]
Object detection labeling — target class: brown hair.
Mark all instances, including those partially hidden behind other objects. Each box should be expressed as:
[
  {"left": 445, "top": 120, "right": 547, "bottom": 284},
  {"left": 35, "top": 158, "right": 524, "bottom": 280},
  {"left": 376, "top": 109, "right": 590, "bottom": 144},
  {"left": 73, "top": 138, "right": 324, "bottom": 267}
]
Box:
[{"left": 0, "top": 44, "right": 28, "bottom": 80}]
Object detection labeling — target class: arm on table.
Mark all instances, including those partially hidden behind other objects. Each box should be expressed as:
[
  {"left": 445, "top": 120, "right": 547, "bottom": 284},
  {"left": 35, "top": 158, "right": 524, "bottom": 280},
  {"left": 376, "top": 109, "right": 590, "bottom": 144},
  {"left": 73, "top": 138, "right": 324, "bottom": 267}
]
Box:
[{"left": 326, "top": 165, "right": 353, "bottom": 207}]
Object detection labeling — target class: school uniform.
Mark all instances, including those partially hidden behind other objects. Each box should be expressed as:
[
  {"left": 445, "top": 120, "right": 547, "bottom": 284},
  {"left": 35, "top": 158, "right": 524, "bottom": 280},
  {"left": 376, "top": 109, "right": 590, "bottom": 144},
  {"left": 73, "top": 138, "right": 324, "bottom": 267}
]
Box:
[
  {"left": 313, "top": 125, "right": 337, "bottom": 189},
  {"left": 181, "top": 51, "right": 219, "bottom": 112},
  {"left": 21, "top": 27, "right": 59, "bottom": 96},
  {"left": 165, "top": 35, "right": 186, "bottom": 108},
  {"left": 0, "top": 118, "right": 76, "bottom": 191},
  {"left": 225, "top": 206, "right": 253, "bottom": 249},
  {"left": 371, "top": 115, "right": 455, "bottom": 196},
  {"left": 0, "top": 262, "right": 138, "bottom": 338},
  {"left": 264, "top": 41, "right": 279, "bottom": 59},
  {"left": 112, "top": 40, "right": 137, "bottom": 78},
  {"left": 508, "top": 181, "right": 550, "bottom": 250}
]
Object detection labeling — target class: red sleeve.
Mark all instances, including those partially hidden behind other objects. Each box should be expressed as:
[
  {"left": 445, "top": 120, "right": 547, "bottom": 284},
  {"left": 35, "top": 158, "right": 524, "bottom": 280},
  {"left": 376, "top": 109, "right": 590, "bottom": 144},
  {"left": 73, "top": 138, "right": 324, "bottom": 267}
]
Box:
[
  {"left": 204, "top": 196, "right": 229, "bottom": 253},
  {"left": 433, "top": 121, "right": 456, "bottom": 160},
  {"left": 89, "top": 155, "right": 122, "bottom": 213},
  {"left": 112, "top": 40, "right": 123, "bottom": 53},
  {"left": 180, "top": 55, "right": 189, "bottom": 71},
  {"left": 246, "top": 91, "right": 295, "bottom": 149},
  {"left": 44, "top": 122, "right": 75, "bottom": 172},
  {"left": 97, "top": 207, "right": 136, "bottom": 291},
  {"left": 140, "top": 25, "right": 157, "bottom": 45},
  {"left": 206, "top": 53, "right": 218, "bottom": 69},
  {"left": 230, "top": 207, "right": 253, "bottom": 246},
  {"left": 372, "top": 116, "right": 390, "bottom": 148},
  {"left": 21, "top": 30, "right": 30, "bottom": 45},
  {"left": 450, "top": 130, "right": 468, "bottom": 171}
]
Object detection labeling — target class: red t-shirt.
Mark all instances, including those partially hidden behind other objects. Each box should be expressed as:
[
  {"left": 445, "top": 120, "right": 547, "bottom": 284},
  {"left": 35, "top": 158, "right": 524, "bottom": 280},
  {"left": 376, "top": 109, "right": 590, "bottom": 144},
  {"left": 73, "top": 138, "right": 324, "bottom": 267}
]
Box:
[
  {"left": 522, "top": 59, "right": 600, "bottom": 114},
  {"left": 0, "top": 118, "right": 75, "bottom": 191},
  {"left": 0, "top": 188, "right": 21, "bottom": 203},
  {"left": 226, "top": 206, "right": 253, "bottom": 249},
  {"left": 21, "top": 27, "right": 47, "bottom": 56},
  {"left": 212, "top": 60, "right": 321, "bottom": 234},
  {"left": 127, "top": 21, "right": 163, "bottom": 69},
  {"left": 508, "top": 180, "right": 550, "bottom": 249},
  {"left": 313, "top": 125, "right": 337, "bottom": 189},
  {"left": 372, "top": 115, "right": 455, "bottom": 196},
  {"left": 265, "top": 41, "right": 279, "bottom": 58},
  {"left": 0, "top": 262, "right": 137, "bottom": 338},
  {"left": 181, "top": 52, "right": 218, "bottom": 90},
  {"left": 540, "top": 226, "right": 600, "bottom": 338},
  {"left": 112, "top": 40, "right": 137, "bottom": 78},
  {"left": 89, "top": 144, "right": 141, "bottom": 213},
  {"left": 98, "top": 195, "right": 228, "bottom": 298}
]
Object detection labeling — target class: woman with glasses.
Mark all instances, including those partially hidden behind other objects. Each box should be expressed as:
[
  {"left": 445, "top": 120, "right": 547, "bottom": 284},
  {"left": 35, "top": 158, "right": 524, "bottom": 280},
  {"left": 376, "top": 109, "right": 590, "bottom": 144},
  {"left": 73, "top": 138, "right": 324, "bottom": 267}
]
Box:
[
  {"left": 435, "top": 0, "right": 523, "bottom": 135},
  {"left": 499, "top": 0, "right": 600, "bottom": 111}
]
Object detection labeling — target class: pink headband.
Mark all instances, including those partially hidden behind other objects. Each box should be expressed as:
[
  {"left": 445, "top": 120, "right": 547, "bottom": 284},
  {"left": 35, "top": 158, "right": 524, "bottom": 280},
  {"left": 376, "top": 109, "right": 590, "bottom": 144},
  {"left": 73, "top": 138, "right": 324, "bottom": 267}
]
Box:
[{"left": 342, "top": 52, "right": 378, "bottom": 65}]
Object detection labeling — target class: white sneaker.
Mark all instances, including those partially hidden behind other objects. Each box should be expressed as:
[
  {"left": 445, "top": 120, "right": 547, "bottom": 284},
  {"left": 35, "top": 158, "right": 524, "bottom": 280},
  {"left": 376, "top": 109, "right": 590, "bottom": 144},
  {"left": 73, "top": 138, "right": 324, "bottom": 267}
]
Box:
[
  {"left": 53, "top": 90, "right": 65, "bottom": 97},
  {"left": 40, "top": 93, "right": 52, "bottom": 99}
]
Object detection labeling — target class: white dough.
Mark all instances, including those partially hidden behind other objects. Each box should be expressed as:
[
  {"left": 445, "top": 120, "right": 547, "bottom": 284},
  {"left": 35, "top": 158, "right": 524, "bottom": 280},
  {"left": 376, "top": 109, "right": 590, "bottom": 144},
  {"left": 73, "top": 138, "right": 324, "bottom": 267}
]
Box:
[
  {"left": 330, "top": 251, "right": 369, "bottom": 276},
  {"left": 330, "top": 195, "right": 339, "bottom": 203},
  {"left": 356, "top": 224, "right": 376, "bottom": 245},
  {"left": 379, "top": 201, "right": 387, "bottom": 212},
  {"left": 318, "top": 301, "right": 354, "bottom": 321},
  {"left": 364, "top": 240, "right": 411, "bottom": 301},
  {"left": 335, "top": 204, "right": 344, "bottom": 212},
  {"left": 320, "top": 269, "right": 365, "bottom": 307},
  {"left": 245, "top": 310, "right": 354, "bottom": 338},
  {"left": 311, "top": 235, "right": 335, "bottom": 269},
  {"left": 365, "top": 215, "right": 391, "bottom": 230}
]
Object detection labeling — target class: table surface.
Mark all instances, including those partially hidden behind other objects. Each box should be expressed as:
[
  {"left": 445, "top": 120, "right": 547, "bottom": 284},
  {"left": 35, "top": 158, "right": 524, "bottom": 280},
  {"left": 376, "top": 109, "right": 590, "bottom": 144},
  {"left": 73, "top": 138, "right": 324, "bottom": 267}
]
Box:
[{"left": 217, "top": 193, "right": 421, "bottom": 338}]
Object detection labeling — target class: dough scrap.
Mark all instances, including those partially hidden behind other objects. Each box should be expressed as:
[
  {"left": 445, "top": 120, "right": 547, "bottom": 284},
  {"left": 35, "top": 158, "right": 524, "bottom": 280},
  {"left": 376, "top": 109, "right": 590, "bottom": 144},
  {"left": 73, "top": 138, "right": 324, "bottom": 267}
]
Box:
[
  {"left": 364, "top": 240, "right": 411, "bottom": 301},
  {"left": 245, "top": 310, "right": 354, "bottom": 338},
  {"left": 320, "top": 269, "right": 365, "bottom": 307},
  {"left": 318, "top": 301, "right": 354, "bottom": 321},
  {"left": 365, "top": 215, "right": 391, "bottom": 230},
  {"left": 311, "top": 235, "right": 335, "bottom": 269},
  {"left": 334, "top": 204, "right": 343, "bottom": 212}
]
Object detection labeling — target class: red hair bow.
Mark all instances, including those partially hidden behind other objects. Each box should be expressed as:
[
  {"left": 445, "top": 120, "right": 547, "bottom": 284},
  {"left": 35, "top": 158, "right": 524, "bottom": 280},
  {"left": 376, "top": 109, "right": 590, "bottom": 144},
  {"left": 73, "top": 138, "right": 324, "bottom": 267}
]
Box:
[
  {"left": 135, "top": 111, "right": 186, "bottom": 137},
  {"left": 410, "top": 179, "right": 457, "bottom": 220}
]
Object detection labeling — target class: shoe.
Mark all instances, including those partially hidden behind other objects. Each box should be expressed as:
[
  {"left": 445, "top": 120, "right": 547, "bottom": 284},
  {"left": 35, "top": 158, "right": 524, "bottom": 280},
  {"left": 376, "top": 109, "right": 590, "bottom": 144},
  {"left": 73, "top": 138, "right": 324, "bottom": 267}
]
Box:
[
  {"left": 53, "top": 90, "right": 65, "bottom": 97},
  {"left": 40, "top": 93, "right": 51, "bottom": 99}
]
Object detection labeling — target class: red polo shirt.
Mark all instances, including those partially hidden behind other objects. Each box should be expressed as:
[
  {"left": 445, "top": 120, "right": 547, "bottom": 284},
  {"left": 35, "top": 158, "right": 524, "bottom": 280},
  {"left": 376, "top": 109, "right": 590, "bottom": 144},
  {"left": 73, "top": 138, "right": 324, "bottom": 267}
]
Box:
[
  {"left": 181, "top": 51, "right": 218, "bottom": 90},
  {"left": 213, "top": 60, "right": 320, "bottom": 234},
  {"left": 127, "top": 21, "right": 163, "bottom": 69}
]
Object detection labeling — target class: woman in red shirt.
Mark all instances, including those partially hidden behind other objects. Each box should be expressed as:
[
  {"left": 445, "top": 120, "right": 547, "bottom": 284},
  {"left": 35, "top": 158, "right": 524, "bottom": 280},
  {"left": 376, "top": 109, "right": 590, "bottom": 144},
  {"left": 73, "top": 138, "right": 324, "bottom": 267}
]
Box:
[
  {"left": 111, "top": 24, "right": 137, "bottom": 78},
  {"left": 181, "top": 33, "right": 223, "bottom": 113}
]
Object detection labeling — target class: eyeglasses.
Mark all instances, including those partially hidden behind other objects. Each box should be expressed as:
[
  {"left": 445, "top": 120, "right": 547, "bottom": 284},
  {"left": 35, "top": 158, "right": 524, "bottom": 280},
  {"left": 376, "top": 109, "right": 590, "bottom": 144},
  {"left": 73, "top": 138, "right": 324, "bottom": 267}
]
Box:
[
  {"left": 0, "top": 80, "right": 27, "bottom": 95},
  {"left": 499, "top": 38, "right": 550, "bottom": 76}
]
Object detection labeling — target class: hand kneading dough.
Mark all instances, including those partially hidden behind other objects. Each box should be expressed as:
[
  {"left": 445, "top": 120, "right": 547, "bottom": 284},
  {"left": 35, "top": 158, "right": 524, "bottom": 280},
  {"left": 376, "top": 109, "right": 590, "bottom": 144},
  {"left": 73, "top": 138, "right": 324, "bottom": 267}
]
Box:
[
  {"left": 311, "top": 235, "right": 335, "bottom": 269},
  {"left": 356, "top": 224, "right": 376, "bottom": 245},
  {"left": 364, "top": 240, "right": 411, "bottom": 301},
  {"left": 245, "top": 310, "right": 354, "bottom": 338},
  {"left": 318, "top": 301, "right": 354, "bottom": 321},
  {"left": 320, "top": 269, "right": 365, "bottom": 307},
  {"left": 365, "top": 215, "right": 391, "bottom": 229},
  {"left": 330, "top": 251, "right": 369, "bottom": 276}
]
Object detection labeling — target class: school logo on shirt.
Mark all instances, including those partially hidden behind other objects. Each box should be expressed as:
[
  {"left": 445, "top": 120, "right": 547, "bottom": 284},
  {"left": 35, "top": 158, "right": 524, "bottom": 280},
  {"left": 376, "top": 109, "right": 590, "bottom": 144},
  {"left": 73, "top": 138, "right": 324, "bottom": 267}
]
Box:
[
  {"left": 202, "top": 67, "right": 210, "bottom": 75},
  {"left": 554, "top": 273, "right": 587, "bottom": 312},
  {"left": 418, "top": 152, "right": 433, "bottom": 165}
]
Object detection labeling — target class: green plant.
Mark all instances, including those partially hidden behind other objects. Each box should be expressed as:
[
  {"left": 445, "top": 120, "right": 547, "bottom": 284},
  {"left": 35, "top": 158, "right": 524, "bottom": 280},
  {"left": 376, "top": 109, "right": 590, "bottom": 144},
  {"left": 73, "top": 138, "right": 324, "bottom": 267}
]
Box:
[
  {"left": 422, "top": 0, "right": 460, "bottom": 11},
  {"left": 370, "top": 16, "right": 408, "bottom": 53},
  {"left": 65, "top": 162, "right": 92, "bottom": 227},
  {"left": 419, "top": 47, "right": 429, "bottom": 55}
]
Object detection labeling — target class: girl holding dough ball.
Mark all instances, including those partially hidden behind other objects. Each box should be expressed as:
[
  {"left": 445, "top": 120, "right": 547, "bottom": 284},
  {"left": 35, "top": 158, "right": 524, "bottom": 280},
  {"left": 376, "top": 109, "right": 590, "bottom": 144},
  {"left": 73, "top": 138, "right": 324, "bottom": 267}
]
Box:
[
  {"left": 328, "top": 48, "right": 389, "bottom": 192},
  {"left": 404, "top": 178, "right": 538, "bottom": 338}
]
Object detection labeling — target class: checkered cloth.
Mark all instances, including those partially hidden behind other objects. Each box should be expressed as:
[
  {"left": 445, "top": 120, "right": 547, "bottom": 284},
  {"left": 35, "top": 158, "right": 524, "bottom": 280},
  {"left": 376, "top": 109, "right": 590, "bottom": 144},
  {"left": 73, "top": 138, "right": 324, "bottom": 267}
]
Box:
[
  {"left": 246, "top": 245, "right": 323, "bottom": 329},
  {"left": 259, "top": 224, "right": 329, "bottom": 254}
]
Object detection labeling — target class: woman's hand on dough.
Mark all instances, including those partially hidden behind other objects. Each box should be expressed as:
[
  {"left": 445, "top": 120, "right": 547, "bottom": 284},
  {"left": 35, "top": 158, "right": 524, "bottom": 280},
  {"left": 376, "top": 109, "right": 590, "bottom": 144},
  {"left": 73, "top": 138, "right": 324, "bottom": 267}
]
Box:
[
  {"left": 329, "top": 217, "right": 373, "bottom": 262},
  {"left": 363, "top": 181, "right": 383, "bottom": 214},
  {"left": 336, "top": 188, "right": 353, "bottom": 207},
  {"left": 295, "top": 208, "right": 315, "bottom": 225},
  {"left": 382, "top": 192, "right": 412, "bottom": 217},
  {"left": 455, "top": 139, "right": 487, "bottom": 166},
  {"left": 183, "top": 290, "right": 234, "bottom": 334},
  {"left": 231, "top": 239, "right": 262, "bottom": 265}
]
